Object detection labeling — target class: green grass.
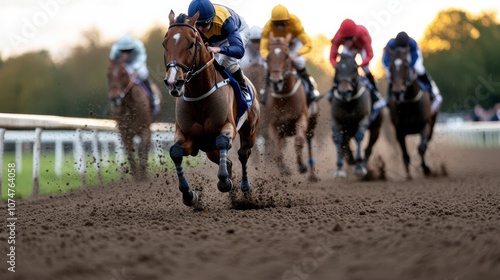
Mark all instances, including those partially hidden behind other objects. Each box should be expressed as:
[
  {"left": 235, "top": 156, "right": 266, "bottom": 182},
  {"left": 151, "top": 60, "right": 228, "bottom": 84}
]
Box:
[{"left": 1, "top": 151, "right": 202, "bottom": 200}]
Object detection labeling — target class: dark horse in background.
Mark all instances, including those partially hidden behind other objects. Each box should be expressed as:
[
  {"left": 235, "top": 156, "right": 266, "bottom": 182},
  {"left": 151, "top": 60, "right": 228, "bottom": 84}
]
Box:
[
  {"left": 265, "top": 33, "right": 319, "bottom": 182},
  {"left": 163, "top": 11, "right": 260, "bottom": 207},
  {"left": 107, "top": 59, "right": 153, "bottom": 180},
  {"left": 330, "top": 54, "right": 382, "bottom": 178},
  {"left": 386, "top": 47, "right": 439, "bottom": 179}
]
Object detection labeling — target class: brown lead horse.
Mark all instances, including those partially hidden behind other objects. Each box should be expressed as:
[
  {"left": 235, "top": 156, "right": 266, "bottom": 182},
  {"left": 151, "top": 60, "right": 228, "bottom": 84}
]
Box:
[
  {"left": 107, "top": 59, "right": 152, "bottom": 180},
  {"left": 386, "top": 47, "right": 439, "bottom": 179},
  {"left": 163, "top": 11, "right": 260, "bottom": 207},
  {"left": 265, "top": 33, "right": 319, "bottom": 182}
]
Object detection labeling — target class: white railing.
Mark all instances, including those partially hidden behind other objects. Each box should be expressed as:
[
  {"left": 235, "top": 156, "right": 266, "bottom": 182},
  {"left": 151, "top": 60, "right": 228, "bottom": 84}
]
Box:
[
  {"left": 0, "top": 113, "right": 175, "bottom": 197},
  {"left": 434, "top": 121, "right": 500, "bottom": 148}
]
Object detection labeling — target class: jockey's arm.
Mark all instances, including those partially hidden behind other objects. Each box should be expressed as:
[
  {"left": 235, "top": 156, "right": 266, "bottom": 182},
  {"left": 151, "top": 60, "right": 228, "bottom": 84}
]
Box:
[{"left": 219, "top": 18, "right": 245, "bottom": 59}]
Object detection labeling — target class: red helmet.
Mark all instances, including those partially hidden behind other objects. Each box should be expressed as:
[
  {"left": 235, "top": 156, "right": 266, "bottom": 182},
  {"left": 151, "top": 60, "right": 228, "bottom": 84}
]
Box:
[{"left": 338, "top": 19, "right": 357, "bottom": 38}]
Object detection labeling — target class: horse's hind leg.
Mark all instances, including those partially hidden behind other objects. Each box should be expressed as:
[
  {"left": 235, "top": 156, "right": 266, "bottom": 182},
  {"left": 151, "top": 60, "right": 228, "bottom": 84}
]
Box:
[
  {"left": 295, "top": 117, "right": 308, "bottom": 175},
  {"left": 305, "top": 117, "right": 319, "bottom": 182},
  {"left": 237, "top": 126, "right": 257, "bottom": 192},
  {"left": 169, "top": 142, "right": 199, "bottom": 207},
  {"left": 419, "top": 128, "right": 432, "bottom": 176},
  {"left": 332, "top": 125, "right": 346, "bottom": 178}
]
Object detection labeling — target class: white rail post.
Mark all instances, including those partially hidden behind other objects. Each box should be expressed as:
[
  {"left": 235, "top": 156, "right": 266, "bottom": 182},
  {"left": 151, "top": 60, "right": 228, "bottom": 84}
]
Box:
[
  {"left": 91, "top": 130, "right": 102, "bottom": 184},
  {"left": 0, "top": 129, "right": 5, "bottom": 197},
  {"left": 74, "top": 129, "right": 87, "bottom": 187},
  {"left": 32, "top": 128, "right": 42, "bottom": 196},
  {"left": 15, "top": 141, "right": 22, "bottom": 174},
  {"left": 54, "top": 139, "right": 63, "bottom": 177}
]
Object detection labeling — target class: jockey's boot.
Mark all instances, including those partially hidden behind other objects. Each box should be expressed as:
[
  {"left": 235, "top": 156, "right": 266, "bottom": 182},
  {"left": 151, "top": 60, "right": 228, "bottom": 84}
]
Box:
[
  {"left": 365, "top": 72, "right": 386, "bottom": 114},
  {"left": 418, "top": 72, "right": 442, "bottom": 113},
  {"left": 232, "top": 68, "right": 251, "bottom": 101},
  {"left": 297, "top": 67, "right": 321, "bottom": 105},
  {"left": 142, "top": 79, "right": 155, "bottom": 113}
]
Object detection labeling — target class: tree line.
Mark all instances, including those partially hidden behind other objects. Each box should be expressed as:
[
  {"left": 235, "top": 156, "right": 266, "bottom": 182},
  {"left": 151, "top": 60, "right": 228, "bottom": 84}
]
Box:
[{"left": 0, "top": 8, "right": 499, "bottom": 120}]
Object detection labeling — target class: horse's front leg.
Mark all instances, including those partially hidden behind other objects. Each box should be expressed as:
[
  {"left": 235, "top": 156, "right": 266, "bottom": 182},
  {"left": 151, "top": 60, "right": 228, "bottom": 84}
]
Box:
[
  {"left": 169, "top": 138, "right": 199, "bottom": 207},
  {"left": 353, "top": 124, "right": 368, "bottom": 177},
  {"left": 120, "top": 130, "right": 138, "bottom": 179},
  {"left": 138, "top": 128, "right": 151, "bottom": 180},
  {"left": 269, "top": 124, "right": 291, "bottom": 176},
  {"left": 396, "top": 132, "right": 411, "bottom": 180},
  {"left": 216, "top": 129, "right": 235, "bottom": 193},
  {"left": 332, "top": 124, "right": 346, "bottom": 178}
]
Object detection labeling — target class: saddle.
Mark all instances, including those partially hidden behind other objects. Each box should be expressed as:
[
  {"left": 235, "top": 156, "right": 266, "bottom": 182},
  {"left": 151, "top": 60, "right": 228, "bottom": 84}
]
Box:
[{"left": 213, "top": 61, "right": 253, "bottom": 126}]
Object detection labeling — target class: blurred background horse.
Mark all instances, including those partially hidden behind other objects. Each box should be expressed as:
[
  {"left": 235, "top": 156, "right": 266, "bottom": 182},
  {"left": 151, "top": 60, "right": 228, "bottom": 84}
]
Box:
[
  {"left": 107, "top": 59, "right": 152, "bottom": 180},
  {"left": 329, "top": 54, "right": 382, "bottom": 178},
  {"left": 163, "top": 11, "right": 260, "bottom": 207},
  {"left": 386, "top": 47, "right": 439, "bottom": 179},
  {"left": 265, "top": 33, "right": 319, "bottom": 182}
]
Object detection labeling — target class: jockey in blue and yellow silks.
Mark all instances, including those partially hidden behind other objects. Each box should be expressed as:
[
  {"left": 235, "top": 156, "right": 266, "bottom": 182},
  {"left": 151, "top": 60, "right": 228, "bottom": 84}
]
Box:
[{"left": 188, "top": 0, "right": 251, "bottom": 99}]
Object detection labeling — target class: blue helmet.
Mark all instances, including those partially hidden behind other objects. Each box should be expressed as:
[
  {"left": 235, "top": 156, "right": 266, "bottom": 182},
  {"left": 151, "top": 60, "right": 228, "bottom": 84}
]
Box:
[
  {"left": 115, "top": 34, "right": 136, "bottom": 51},
  {"left": 188, "top": 0, "right": 215, "bottom": 23}
]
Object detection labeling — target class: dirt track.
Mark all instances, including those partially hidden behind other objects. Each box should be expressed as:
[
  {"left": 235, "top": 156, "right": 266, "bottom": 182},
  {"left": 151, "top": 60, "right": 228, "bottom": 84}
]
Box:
[{"left": 1, "top": 109, "right": 500, "bottom": 280}]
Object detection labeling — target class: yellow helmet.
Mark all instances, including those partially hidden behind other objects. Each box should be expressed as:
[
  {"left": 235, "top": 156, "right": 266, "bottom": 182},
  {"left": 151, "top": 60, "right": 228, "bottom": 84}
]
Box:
[{"left": 271, "top": 5, "right": 290, "bottom": 21}]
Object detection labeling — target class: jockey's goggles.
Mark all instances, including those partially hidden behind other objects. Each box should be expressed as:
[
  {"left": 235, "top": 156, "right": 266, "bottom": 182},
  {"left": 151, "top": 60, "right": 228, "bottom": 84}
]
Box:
[
  {"left": 196, "top": 20, "right": 212, "bottom": 28},
  {"left": 272, "top": 20, "right": 288, "bottom": 27}
]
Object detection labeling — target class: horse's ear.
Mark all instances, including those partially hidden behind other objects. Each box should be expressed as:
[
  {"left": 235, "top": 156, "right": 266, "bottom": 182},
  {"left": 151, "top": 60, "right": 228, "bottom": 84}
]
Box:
[
  {"left": 269, "top": 32, "right": 275, "bottom": 41},
  {"left": 169, "top": 10, "right": 175, "bottom": 24},
  {"left": 188, "top": 11, "right": 199, "bottom": 26}
]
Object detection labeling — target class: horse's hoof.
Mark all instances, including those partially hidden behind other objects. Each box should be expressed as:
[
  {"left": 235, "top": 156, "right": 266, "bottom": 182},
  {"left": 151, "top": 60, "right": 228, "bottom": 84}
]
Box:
[
  {"left": 298, "top": 164, "right": 308, "bottom": 174},
  {"left": 309, "top": 174, "right": 320, "bottom": 182},
  {"left": 354, "top": 165, "right": 368, "bottom": 177},
  {"left": 217, "top": 178, "right": 234, "bottom": 192},
  {"left": 281, "top": 166, "right": 292, "bottom": 176},
  {"left": 334, "top": 170, "right": 346, "bottom": 178},
  {"left": 182, "top": 191, "right": 199, "bottom": 207},
  {"left": 240, "top": 180, "right": 251, "bottom": 192},
  {"left": 423, "top": 166, "right": 431, "bottom": 176}
]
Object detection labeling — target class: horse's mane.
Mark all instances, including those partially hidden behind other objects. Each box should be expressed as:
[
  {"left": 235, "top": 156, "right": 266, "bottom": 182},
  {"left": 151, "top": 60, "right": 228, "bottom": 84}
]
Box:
[{"left": 175, "top": 13, "right": 189, "bottom": 23}]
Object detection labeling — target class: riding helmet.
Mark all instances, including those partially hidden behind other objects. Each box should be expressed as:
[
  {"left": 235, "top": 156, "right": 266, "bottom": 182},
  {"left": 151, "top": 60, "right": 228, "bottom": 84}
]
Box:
[
  {"left": 338, "top": 19, "right": 357, "bottom": 38},
  {"left": 188, "top": 0, "right": 215, "bottom": 23},
  {"left": 116, "top": 34, "right": 136, "bottom": 51},
  {"left": 249, "top": 26, "right": 262, "bottom": 40},
  {"left": 395, "top": 31, "right": 410, "bottom": 47},
  {"left": 271, "top": 5, "right": 290, "bottom": 21}
]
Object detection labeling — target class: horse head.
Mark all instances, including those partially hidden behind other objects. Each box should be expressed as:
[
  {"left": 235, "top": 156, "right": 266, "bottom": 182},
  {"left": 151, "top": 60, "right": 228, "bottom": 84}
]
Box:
[
  {"left": 267, "top": 32, "right": 293, "bottom": 92},
  {"left": 163, "top": 10, "right": 212, "bottom": 98},
  {"left": 387, "top": 47, "right": 415, "bottom": 102},
  {"left": 333, "top": 53, "right": 359, "bottom": 102},
  {"left": 107, "top": 59, "right": 133, "bottom": 109}
]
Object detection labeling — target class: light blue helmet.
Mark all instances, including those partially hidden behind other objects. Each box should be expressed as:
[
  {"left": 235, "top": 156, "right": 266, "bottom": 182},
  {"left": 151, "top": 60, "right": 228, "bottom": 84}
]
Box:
[
  {"left": 115, "top": 34, "right": 135, "bottom": 51},
  {"left": 188, "top": 0, "right": 215, "bottom": 23},
  {"left": 249, "top": 26, "right": 262, "bottom": 40}
]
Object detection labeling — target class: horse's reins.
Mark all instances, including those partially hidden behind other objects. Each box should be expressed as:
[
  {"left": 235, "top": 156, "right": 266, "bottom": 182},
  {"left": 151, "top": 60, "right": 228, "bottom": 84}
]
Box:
[{"left": 165, "top": 23, "right": 215, "bottom": 82}]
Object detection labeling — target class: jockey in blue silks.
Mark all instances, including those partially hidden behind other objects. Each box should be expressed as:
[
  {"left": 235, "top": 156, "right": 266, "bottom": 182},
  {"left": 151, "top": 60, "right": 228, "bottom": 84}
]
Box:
[
  {"left": 188, "top": 0, "right": 251, "bottom": 100},
  {"left": 382, "top": 31, "right": 443, "bottom": 113}
]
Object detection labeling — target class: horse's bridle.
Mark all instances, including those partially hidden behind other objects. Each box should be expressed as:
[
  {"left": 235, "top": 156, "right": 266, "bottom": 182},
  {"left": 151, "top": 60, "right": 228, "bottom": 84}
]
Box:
[
  {"left": 268, "top": 42, "right": 295, "bottom": 81},
  {"left": 164, "top": 23, "right": 214, "bottom": 83},
  {"left": 108, "top": 66, "right": 134, "bottom": 107}
]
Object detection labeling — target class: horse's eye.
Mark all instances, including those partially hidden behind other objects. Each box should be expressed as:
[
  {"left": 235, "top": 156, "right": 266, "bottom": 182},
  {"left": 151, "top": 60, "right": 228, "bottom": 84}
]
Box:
[{"left": 188, "top": 42, "right": 194, "bottom": 50}]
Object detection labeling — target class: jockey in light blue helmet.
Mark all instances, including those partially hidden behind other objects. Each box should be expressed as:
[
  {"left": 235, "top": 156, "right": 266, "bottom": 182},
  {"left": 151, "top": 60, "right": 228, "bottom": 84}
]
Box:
[
  {"left": 110, "top": 34, "right": 158, "bottom": 115},
  {"left": 187, "top": 0, "right": 251, "bottom": 100}
]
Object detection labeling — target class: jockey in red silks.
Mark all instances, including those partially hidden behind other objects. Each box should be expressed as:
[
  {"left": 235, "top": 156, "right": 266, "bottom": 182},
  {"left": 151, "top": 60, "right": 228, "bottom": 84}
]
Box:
[
  {"left": 260, "top": 4, "right": 321, "bottom": 105},
  {"left": 382, "top": 31, "right": 443, "bottom": 113},
  {"left": 330, "top": 19, "right": 386, "bottom": 114}
]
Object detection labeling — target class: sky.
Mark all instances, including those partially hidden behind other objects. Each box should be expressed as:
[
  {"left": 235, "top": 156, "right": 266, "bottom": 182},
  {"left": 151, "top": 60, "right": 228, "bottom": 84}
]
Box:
[{"left": 1, "top": 0, "right": 499, "bottom": 68}]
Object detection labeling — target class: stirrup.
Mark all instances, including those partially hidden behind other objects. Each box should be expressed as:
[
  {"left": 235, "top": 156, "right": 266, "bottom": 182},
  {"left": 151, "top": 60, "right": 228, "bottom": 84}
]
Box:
[{"left": 373, "top": 98, "right": 387, "bottom": 111}]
